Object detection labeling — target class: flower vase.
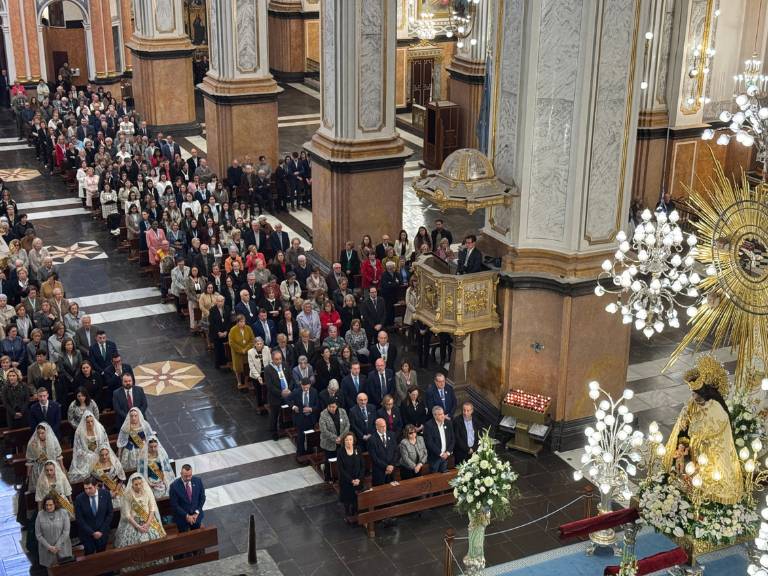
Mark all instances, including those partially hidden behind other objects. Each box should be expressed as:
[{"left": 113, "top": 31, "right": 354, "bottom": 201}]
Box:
[{"left": 463, "top": 510, "right": 491, "bottom": 575}]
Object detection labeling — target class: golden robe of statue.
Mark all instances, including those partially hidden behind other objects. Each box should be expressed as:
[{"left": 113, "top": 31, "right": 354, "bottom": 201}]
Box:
[{"left": 662, "top": 357, "right": 743, "bottom": 506}]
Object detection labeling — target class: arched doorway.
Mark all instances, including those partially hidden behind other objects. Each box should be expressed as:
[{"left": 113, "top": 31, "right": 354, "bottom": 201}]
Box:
[{"left": 37, "top": 0, "right": 94, "bottom": 84}]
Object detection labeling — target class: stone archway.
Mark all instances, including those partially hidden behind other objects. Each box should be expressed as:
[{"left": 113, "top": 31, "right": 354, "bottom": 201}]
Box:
[{"left": 36, "top": 0, "right": 95, "bottom": 82}]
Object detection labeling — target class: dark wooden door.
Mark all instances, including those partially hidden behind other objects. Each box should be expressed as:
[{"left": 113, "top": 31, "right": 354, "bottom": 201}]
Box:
[
  {"left": 52, "top": 51, "right": 68, "bottom": 78},
  {"left": 411, "top": 58, "right": 434, "bottom": 107}
]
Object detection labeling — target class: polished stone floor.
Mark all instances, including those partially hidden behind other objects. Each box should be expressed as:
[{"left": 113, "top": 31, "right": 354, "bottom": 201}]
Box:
[{"left": 0, "top": 83, "right": 721, "bottom": 576}]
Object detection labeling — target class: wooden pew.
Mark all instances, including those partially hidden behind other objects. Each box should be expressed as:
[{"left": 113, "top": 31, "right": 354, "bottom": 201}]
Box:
[
  {"left": 357, "top": 469, "right": 458, "bottom": 537},
  {"left": 49, "top": 526, "right": 219, "bottom": 576},
  {"left": 2, "top": 411, "right": 118, "bottom": 456}
]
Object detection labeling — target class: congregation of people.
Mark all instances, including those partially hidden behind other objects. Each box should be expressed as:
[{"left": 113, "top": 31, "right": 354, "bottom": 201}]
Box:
[{"left": 1, "top": 74, "right": 491, "bottom": 567}]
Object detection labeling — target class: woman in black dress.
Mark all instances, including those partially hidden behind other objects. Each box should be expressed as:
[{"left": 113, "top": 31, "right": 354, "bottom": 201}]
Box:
[
  {"left": 337, "top": 432, "right": 364, "bottom": 521},
  {"left": 314, "top": 346, "right": 341, "bottom": 394},
  {"left": 401, "top": 385, "right": 429, "bottom": 434}
]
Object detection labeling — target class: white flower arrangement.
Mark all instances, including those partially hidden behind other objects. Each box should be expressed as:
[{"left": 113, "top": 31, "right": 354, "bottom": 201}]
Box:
[{"left": 450, "top": 431, "right": 518, "bottom": 519}]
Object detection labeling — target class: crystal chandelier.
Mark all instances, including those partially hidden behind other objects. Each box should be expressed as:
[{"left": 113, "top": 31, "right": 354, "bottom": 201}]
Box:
[
  {"left": 412, "top": 9, "right": 436, "bottom": 41},
  {"left": 596, "top": 209, "right": 701, "bottom": 338},
  {"left": 573, "top": 382, "right": 643, "bottom": 552},
  {"left": 704, "top": 85, "right": 768, "bottom": 177}
]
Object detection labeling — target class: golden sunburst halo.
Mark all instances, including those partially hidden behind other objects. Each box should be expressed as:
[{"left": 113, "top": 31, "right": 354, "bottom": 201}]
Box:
[
  {"left": 668, "top": 159, "right": 768, "bottom": 379},
  {"left": 134, "top": 361, "right": 205, "bottom": 396}
]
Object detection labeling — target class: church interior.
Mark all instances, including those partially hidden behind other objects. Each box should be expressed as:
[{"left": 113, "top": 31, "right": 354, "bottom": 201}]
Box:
[{"left": 0, "top": 0, "right": 767, "bottom": 575}]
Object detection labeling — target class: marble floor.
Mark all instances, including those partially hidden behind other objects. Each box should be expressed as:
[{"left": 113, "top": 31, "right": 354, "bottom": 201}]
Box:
[{"left": 0, "top": 82, "right": 725, "bottom": 576}]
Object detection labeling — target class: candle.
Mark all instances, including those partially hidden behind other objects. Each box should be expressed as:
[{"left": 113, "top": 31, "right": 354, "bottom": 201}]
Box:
[{"left": 503, "top": 389, "right": 551, "bottom": 413}]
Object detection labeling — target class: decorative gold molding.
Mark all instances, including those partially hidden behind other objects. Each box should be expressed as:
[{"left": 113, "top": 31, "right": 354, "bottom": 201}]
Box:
[
  {"left": 506, "top": 247, "right": 615, "bottom": 279},
  {"left": 680, "top": 0, "right": 715, "bottom": 116}
]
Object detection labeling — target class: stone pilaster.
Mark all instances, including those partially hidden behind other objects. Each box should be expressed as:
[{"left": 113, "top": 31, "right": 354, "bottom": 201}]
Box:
[
  {"left": 304, "top": 0, "right": 411, "bottom": 262},
  {"left": 447, "top": 0, "right": 490, "bottom": 149},
  {"left": 199, "top": 0, "right": 282, "bottom": 176},
  {"left": 127, "top": 0, "right": 198, "bottom": 134},
  {"left": 120, "top": 0, "right": 134, "bottom": 72},
  {"left": 268, "top": 0, "right": 308, "bottom": 82}
]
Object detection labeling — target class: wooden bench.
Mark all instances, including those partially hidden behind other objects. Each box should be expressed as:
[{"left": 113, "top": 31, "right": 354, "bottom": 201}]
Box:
[
  {"left": 2, "top": 411, "right": 117, "bottom": 456},
  {"left": 49, "top": 525, "right": 219, "bottom": 576},
  {"left": 9, "top": 435, "right": 119, "bottom": 480},
  {"left": 357, "top": 469, "right": 458, "bottom": 537}
]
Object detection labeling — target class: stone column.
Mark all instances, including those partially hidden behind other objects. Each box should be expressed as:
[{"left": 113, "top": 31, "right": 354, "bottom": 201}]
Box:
[
  {"left": 447, "top": 0, "right": 490, "bottom": 149},
  {"left": 126, "top": 0, "right": 198, "bottom": 134},
  {"left": 24, "top": 1, "right": 41, "bottom": 82},
  {"left": 120, "top": 0, "right": 134, "bottom": 72},
  {"left": 268, "top": 0, "right": 307, "bottom": 81},
  {"left": 199, "top": 0, "right": 282, "bottom": 176},
  {"left": 305, "top": 0, "right": 411, "bottom": 262},
  {"left": 0, "top": 2, "right": 16, "bottom": 84},
  {"left": 467, "top": 0, "right": 647, "bottom": 449}
]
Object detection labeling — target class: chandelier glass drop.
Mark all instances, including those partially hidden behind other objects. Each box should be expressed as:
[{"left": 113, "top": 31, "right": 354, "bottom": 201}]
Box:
[{"left": 596, "top": 208, "right": 701, "bottom": 339}]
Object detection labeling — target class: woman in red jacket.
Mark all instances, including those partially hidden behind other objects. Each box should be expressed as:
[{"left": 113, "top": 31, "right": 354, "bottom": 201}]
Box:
[
  {"left": 319, "top": 300, "right": 342, "bottom": 340},
  {"left": 360, "top": 251, "right": 383, "bottom": 291}
]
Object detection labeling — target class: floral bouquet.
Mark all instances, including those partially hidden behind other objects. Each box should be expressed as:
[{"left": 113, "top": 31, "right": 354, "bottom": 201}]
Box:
[{"left": 450, "top": 430, "right": 518, "bottom": 520}]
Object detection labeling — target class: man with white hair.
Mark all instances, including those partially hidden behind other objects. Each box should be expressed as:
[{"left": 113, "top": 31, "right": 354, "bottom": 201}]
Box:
[
  {"left": 424, "top": 405, "right": 454, "bottom": 473},
  {"left": 294, "top": 254, "right": 311, "bottom": 289}
]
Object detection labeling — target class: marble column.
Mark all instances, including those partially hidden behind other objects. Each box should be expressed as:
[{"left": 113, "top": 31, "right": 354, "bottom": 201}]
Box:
[
  {"left": 305, "top": 0, "right": 411, "bottom": 262},
  {"left": 199, "top": 0, "right": 282, "bottom": 176},
  {"left": 120, "top": 0, "right": 134, "bottom": 72},
  {"left": 467, "top": 0, "right": 647, "bottom": 448},
  {"left": 126, "top": 0, "right": 198, "bottom": 134},
  {"left": 268, "top": 0, "right": 308, "bottom": 81},
  {"left": 447, "top": 0, "right": 490, "bottom": 149}
]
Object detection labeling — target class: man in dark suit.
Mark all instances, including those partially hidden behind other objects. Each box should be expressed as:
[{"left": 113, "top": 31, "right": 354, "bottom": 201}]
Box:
[
  {"left": 103, "top": 354, "right": 134, "bottom": 403},
  {"left": 360, "top": 287, "right": 387, "bottom": 343},
  {"left": 369, "top": 330, "right": 398, "bottom": 371},
  {"left": 88, "top": 330, "right": 118, "bottom": 377},
  {"left": 339, "top": 241, "right": 361, "bottom": 288},
  {"left": 161, "top": 136, "right": 181, "bottom": 161},
  {"left": 348, "top": 392, "right": 376, "bottom": 450},
  {"left": 74, "top": 316, "right": 97, "bottom": 359},
  {"left": 341, "top": 361, "right": 367, "bottom": 411},
  {"left": 208, "top": 295, "right": 231, "bottom": 368},
  {"left": 234, "top": 290, "right": 259, "bottom": 325},
  {"left": 252, "top": 308, "right": 276, "bottom": 347},
  {"left": 369, "top": 418, "right": 398, "bottom": 486},
  {"left": 28, "top": 388, "right": 61, "bottom": 438},
  {"left": 325, "top": 262, "right": 347, "bottom": 296},
  {"left": 374, "top": 235, "right": 392, "bottom": 261},
  {"left": 290, "top": 378, "right": 320, "bottom": 457},
  {"left": 226, "top": 159, "right": 243, "bottom": 192},
  {"left": 186, "top": 148, "right": 202, "bottom": 177},
  {"left": 270, "top": 223, "right": 290, "bottom": 254},
  {"left": 453, "top": 402, "right": 481, "bottom": 465},
  {"left": 242, "top": 219, "right": 262, "bottom": 251},
  {"left": 113, "top": 373, "right": 148, "bottom": 422},
  {"left": 264, "top": 349, "right": 293, "bottom": 441},
  {"left": 367, "top": 358, "right": 395, "bottom": 408},
  {"left": 424, "top": 406, "right": 455, "bottom": 473},
  {"left": 430, "top": 219, "right": 453, "bottom": 248},
  {"left": 426, "top": 372, "right": 457, "bottom": 419},
  {"left": 169, "top": 464, "right": 206, "bottom": 532},
  {"left": 274, "top": 334, "right": 296, "bottom": 370},
  {"left": 456, "top": 234, "right": 483, "bottom": 275},
  {"left": 75, "top": 477, "right": 113, "bottom": 555}
]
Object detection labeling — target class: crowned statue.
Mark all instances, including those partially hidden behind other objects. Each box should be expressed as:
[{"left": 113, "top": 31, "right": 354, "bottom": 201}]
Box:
[{"left": 662, "top": 356, "right": 743, "bottom": 505}]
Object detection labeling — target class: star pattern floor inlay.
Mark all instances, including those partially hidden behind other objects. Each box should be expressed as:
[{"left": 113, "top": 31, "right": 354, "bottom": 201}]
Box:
[
  {"left": 45, "top": 240, "right": 108, "bottom": 264},
  {"left": 134, "top": 360, "right": 206, "bottom": 396}
]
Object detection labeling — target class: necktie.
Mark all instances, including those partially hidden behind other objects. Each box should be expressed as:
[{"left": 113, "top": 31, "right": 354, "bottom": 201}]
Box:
[
  {"left": 90, "top": 495, "right": 97, "bottom": 515},
  {"left": 354, "top": 376, "right": 359, "bottom": 392},
  {"left": 126, "top": 390, "right": 133, "bottom": 409},
  {"left": 277, "top": 366, "right": 288, "bottom": 390},
  {"left": 440, "top": 388, "right": 445, "bottom": 407},
  {"left": 100, "top": 343, "right": 106, "bottom": 358},
  {"left": 381, "top": 433, "right": 386, "bottom": 448},
  {"left": 380, "top": 374, "right": 386, "bottom": 398},
  {"left": 303, "top": 391, "right": 308, "bottom": 407},
  {"left": 42, "top": 404, "right": 47, "bottom": 417},
  {"left": 263, "top": 322, "right": 270, "bottom": 345},
  {"left": 363, "top": 407, "right": 368, "bottom": 423},
  {"left": 86, "top": 331, "right": 91, "bottom": 346},
  {"left": 185, "top": 481, "right": 192, "bottom": 501}
]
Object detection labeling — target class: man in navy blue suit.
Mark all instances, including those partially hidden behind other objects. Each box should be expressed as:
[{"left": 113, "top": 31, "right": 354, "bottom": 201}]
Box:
[
  {"left": 88, "top": 330, "right": 118, "bottom": 377},
  {"left": 28, "top": 388, "right": 62, "bottom": 438},
  {"left": 290, "top": 378, "right": 319, "bottom": 457},
  {"left": 366, "top": 358, "right": 394, "bottom": 408},
  {"left": 113, "top": 373, "right": 148, "bottom": 423},
  {"left": 424, "top": 406, "right": 455, "bottom": 473},
  {"left": 234, "top": 289, "right": 259, "bottom": 325},
  {"left": 103, "top": 353, "right": 134, "bottom": 404},
  {"left": 169, "top": 464, "right": 206, "bottom": 532},
  {"left": 425, "top": 372, "right": 457, "bottom": 419},
  {"left": 348, "top": 392, "right": 376, "bottom": 450},
  {"left": 75, "top": 477, "right": 113, "bottom": 554},
  {"left": 252, "top": 308, "right": 277, "bottom": 347},
  {"left": 340, "top": 361, "right": 367, "bottom": 411},
  {"left": 369, "top": 418, "right": 398, "bottom": 486}
]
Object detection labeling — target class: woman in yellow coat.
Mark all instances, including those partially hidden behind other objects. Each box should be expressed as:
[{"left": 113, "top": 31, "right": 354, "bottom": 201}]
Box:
[{"left": 228, "top": 314, "right": 254, "bottom": 390}]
